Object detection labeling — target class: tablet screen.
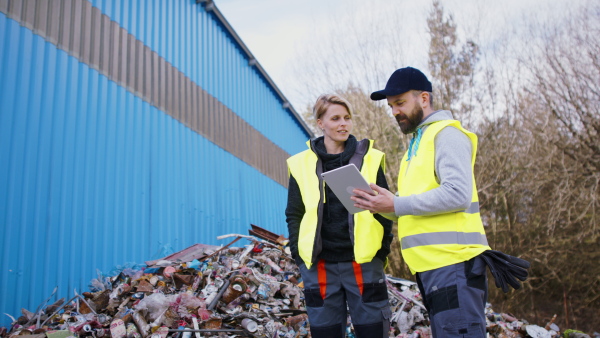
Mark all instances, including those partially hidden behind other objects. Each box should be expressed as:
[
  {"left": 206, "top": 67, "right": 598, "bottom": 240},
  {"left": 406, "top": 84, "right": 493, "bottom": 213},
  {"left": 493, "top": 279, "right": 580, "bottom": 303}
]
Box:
[{"left": 320, "top": 163, "right": 375, "bottom": 214}]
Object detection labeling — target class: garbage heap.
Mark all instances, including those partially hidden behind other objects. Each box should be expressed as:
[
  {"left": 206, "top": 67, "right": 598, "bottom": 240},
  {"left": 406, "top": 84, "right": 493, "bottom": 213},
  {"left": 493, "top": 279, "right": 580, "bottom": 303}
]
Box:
[{"left": 2, "top": 226, "right": 597, "bottom": 338}]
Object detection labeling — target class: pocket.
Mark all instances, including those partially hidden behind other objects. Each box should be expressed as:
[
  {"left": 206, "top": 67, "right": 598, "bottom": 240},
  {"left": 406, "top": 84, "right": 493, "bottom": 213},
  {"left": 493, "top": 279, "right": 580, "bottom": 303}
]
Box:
[
  {"left": 427, "top": 284, "right": 459, "bottom": 316},
  {"left": 381, "top": 306, "right": 392, "bottom": 320},
  {"left": 303, "top": 287, "right": 324, "bottom": 307},
  {"left": 362, "top": 282, "right": 389, "bottom": 303},
  {"left": 465, "top": 257, "right": 487, "bottom": 291},
  {"left": 467, "top": 273, "right": 486, "bottom": 291}
]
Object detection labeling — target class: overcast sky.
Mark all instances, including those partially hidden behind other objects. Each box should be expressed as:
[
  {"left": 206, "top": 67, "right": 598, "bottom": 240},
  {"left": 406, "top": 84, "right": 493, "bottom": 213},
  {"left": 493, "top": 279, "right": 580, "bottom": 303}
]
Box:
[{"left": 214, "top": 0, "right": 586, "bottom": 111}]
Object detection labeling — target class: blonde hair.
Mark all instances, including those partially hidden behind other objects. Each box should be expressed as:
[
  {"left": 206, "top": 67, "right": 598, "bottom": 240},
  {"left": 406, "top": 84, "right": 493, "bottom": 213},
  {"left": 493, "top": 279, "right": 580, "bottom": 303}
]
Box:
[{"left": 312, "top": 94, "right": 353, "bottom": 121}]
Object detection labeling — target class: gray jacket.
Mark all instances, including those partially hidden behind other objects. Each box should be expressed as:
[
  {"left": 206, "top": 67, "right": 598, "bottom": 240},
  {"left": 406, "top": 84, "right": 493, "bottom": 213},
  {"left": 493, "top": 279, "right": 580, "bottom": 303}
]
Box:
[{"left": 393, "top": 110, "right": 474, "bottom": 217}]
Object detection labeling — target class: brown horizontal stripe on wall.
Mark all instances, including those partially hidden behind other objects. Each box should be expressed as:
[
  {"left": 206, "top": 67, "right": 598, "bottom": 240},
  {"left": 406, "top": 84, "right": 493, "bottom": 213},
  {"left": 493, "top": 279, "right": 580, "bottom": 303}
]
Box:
[{"left": 0, "top": 0, "right": 291, "bottom": 187}]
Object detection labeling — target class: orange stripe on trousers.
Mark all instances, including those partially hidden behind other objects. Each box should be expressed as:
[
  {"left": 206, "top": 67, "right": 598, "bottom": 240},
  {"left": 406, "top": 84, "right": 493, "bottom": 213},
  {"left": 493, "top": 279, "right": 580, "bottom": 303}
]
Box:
[
  {"left": 317, "top": 260, "right": 327, "bottom": 300},
  {"left": 352, "top": 261, "right": 364, "bottom": 295}
]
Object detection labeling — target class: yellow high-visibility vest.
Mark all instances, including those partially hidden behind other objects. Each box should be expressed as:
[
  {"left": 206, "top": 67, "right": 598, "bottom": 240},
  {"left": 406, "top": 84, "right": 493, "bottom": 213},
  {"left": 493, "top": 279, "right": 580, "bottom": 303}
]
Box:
[
  {"left": 287, "top": 139, "right": 386, "bottom": 269},
  {"left": 397, "top": 120, "right": 490, "bottom": 274}
]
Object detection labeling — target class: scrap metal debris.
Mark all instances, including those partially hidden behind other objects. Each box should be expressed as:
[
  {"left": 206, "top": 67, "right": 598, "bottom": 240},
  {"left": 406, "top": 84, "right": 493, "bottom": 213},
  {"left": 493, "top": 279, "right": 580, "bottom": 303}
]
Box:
[{"left": 1, "top": 225, "right": 597, "bottom": 338}]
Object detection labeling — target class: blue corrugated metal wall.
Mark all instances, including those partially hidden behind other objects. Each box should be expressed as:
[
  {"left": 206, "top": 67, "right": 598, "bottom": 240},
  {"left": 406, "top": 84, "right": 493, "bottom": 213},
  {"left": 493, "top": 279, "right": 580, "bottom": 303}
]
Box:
[
  {"left": 87, "top": 0, "right": 308, "bottom": 154},
  {"left": 0, "top": 0, "right": 309, "bottom": 327}
]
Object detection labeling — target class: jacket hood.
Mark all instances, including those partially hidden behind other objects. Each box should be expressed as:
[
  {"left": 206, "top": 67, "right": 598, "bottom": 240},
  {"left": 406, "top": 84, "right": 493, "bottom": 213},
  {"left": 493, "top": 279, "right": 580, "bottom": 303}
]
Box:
[{"left": 419, "top": 110, "right": 454, "bottom": 127}]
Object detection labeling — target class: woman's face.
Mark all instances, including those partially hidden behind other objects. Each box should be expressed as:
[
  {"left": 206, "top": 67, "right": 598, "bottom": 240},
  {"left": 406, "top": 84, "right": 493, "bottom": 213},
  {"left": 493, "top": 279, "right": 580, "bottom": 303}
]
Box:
[{"left": 317, "top": 104, "right": 353, "bottom": 144}]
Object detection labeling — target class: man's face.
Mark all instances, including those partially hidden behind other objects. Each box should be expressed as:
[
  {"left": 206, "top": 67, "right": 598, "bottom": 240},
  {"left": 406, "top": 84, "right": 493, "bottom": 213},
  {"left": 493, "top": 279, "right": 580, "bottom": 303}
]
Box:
[{"left": 386, "top": 91, "right": 424, "bottom": 134}]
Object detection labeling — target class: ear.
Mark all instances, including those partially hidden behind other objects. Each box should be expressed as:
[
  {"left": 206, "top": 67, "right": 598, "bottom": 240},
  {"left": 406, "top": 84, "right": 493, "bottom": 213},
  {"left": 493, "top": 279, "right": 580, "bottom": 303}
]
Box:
[
  {"left": 316, "top": 119, "right": 323, "bottom": 130},
  {"left": 420, "top": 92, "right": 430, "bottom": 108}
]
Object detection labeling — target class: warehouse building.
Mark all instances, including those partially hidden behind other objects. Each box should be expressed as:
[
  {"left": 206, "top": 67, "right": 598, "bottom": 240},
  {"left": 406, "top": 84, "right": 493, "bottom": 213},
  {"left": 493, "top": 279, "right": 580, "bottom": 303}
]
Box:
[{"left": 0, "top": 0, "right": 312, "bottom": 326}]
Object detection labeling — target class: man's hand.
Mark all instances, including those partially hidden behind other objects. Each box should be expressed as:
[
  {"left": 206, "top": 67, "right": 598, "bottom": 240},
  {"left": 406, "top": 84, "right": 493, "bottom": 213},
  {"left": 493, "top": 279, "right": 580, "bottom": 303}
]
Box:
[{"left": 351, "top": 184, "right": 396, "bottom": 214}]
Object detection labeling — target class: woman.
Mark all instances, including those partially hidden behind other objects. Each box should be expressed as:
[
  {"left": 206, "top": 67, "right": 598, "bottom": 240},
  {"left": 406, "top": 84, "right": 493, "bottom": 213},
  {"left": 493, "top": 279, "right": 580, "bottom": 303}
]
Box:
[{"left": 286, "top": 94, "right": 393, "bottom": 338}]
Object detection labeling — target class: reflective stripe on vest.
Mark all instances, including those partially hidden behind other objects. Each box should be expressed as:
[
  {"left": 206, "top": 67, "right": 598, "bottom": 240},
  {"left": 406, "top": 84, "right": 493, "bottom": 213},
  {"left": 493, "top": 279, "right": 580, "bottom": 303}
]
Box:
[
  {"left": 401, "top": 231, "right": 489, "bottom": 250},
  {"left": 287, "top": 139, "right": 386, "bottom": 269},
  {"left": 397, "top": 120, "right": 490, "bottom": 274}
]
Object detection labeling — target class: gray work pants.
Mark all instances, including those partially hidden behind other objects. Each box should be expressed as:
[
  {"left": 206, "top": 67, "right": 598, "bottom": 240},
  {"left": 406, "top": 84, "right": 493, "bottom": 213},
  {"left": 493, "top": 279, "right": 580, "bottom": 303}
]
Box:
[
  {"left": 299, "top": 258, "right": 392, "bottom": 338},
  {"left": 416, "top": 255, "right": 488, "bottom": 338}
]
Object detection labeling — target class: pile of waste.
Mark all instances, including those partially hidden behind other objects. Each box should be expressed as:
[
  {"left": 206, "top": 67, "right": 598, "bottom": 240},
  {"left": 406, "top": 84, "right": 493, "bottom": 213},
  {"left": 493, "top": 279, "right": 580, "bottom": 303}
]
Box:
[
  {"left": 484, "top": 307, "right": 598, "bottom": 338},
  {"left": 1, "top": 225, "right": 597, "bottom": 338}
]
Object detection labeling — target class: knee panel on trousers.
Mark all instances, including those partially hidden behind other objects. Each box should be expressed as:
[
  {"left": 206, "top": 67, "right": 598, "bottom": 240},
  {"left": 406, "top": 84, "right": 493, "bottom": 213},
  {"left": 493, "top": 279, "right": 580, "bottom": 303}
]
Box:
[
  {"left": 309, "top": 322, "right": 345, "bottom": 338},
  {"left": 353, "top": 321, "right": 384, "bottom": 338}
]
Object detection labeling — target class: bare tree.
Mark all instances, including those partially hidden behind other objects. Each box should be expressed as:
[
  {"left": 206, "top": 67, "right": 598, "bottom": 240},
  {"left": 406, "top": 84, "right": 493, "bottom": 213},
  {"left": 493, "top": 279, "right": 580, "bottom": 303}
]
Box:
[
  {"left": 475, "top": 2, "right": 600, "bottom": 331},
  {"left": 519, "top": 5, "right": 599, "bottom": 329},
  {"left": 427, "top": 0, "right": 479, "bottom": 124}
]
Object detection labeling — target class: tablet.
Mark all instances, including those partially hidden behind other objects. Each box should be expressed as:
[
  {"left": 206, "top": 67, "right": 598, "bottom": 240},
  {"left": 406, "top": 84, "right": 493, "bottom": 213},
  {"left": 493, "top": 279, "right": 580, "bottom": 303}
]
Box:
[{"left": 321, "top": 163, "right": 375, "bottom": 214}]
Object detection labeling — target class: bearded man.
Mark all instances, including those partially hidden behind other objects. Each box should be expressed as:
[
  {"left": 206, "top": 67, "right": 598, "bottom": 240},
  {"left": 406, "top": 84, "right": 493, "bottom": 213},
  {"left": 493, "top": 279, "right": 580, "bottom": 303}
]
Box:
[{"left": 352, "top": 67, "right": 491, "bottom": 338}]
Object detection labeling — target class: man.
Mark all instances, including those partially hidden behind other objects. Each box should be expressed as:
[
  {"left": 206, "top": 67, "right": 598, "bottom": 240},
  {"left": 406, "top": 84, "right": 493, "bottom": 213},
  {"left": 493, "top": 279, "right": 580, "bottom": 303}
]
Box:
[{"left": 351, "top": 67, "right": 491, "bottom": 337}]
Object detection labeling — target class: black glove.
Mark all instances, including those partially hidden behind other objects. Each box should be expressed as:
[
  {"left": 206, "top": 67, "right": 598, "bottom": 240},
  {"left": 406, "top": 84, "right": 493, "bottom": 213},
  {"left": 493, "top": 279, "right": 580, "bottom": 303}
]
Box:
[
  {"left": 481, "top": 250, "right": 530, "bottom": 293},
  {"left": 480, "top": 253, "right": 508, "bottom": 292}
]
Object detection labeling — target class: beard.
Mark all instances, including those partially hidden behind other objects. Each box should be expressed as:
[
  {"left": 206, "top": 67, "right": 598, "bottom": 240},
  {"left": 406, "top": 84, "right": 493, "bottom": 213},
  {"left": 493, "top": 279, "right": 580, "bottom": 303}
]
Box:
[{"left": 395, "top": 104, "right": 424, "bottom": 134}]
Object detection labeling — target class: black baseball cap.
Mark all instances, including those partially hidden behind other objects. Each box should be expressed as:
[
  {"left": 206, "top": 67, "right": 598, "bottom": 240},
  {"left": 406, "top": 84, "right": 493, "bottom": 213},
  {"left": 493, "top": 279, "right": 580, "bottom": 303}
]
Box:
[{"left": 370, "top": 67, "right": 432, "bottom": 101}]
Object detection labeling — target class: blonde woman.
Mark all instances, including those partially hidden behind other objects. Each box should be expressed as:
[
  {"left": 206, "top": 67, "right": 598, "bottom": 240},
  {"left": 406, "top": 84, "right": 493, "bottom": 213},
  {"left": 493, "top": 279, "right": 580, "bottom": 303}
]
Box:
[{"left": 286, "top": 94, "right": 393, "bottom": 338}]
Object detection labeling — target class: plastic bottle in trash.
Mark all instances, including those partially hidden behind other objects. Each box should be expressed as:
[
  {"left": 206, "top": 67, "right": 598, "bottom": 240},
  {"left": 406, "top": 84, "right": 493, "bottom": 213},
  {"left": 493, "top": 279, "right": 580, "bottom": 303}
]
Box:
[
  {"left": 256, "top": 283, "right": 270, "bottom": 299},
  {"left": 241, "top": 318, "right": 258, "bottom": 333}
]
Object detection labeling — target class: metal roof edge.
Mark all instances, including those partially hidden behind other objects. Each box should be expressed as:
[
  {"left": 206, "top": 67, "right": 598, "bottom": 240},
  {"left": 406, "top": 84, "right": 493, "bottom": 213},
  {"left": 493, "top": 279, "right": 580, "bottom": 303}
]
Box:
[{"left": 196, "top": 0, "right": 314, "bottom": 138}]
